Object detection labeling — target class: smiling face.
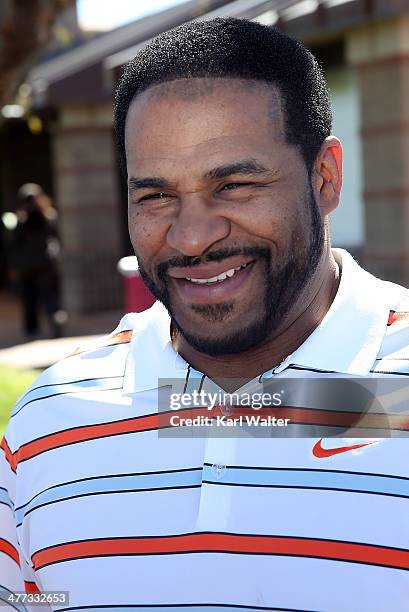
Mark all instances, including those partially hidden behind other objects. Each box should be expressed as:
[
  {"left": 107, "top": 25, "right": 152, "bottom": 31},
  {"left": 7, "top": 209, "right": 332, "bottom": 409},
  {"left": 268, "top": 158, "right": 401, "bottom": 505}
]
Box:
[{"left": 125, "top": 78, "right": 324, "bottom": 355}]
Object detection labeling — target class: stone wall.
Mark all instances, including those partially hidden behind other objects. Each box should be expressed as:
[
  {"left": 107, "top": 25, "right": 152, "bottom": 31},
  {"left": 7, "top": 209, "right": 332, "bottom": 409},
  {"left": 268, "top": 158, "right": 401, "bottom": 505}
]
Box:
[
  {"left": 347, "top": 16, "right": 409, "bottom": 286},
  {"left": 52, "top": 104, "right": 124, "bottom": 312}
]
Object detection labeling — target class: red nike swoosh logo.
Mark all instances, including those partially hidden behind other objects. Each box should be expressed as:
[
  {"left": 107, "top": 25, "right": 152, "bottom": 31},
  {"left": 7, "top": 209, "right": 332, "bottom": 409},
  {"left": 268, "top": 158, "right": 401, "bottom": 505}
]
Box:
[{"left": 312, "top": 439, "right": 376, "bottom": 458}]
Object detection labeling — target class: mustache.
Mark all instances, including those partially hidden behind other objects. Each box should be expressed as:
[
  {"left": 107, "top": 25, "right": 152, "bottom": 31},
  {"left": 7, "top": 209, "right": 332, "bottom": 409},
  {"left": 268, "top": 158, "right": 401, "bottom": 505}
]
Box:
[{"left": 156, "top": 246, "right": 271, "bottom": 281}]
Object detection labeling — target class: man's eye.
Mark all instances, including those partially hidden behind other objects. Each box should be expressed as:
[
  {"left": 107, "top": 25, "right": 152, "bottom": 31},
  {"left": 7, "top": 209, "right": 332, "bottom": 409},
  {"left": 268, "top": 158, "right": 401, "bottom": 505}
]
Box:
[
  {"left": 139, "top": 192, "right": 170, "bottom": 202},
  {"left": 221, "top": 182, "right": 251, "bottom": 191}
]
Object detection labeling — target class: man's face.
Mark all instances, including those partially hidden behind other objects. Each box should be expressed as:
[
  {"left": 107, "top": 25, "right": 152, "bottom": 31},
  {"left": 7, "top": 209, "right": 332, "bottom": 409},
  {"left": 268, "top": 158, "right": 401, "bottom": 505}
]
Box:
[{"left": 125, "top": 78, "right": 324, "bottom": 356}]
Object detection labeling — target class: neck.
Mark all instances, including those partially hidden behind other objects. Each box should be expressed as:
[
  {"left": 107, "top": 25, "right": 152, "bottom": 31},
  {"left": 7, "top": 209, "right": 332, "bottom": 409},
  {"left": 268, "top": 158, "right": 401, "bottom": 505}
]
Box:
[{"left": 173, "top": 246, "right": 341, "bottom": 384}]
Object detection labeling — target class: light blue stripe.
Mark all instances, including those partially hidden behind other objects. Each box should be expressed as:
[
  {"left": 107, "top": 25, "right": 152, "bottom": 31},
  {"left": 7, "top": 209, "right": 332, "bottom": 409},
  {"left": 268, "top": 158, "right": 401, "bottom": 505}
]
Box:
[
  {"left": 0, "top": 487, "right": 13, "bottom": 509},
  {"left": 16, "top": 465, "right": 409, "bottom": 527},
  {"left": 12, "top": 377, "right": 124, "bottom": 417},
  {"left": 15, "top": 469, "right": 202, "bottom": 525},
  {"left": 202, "top": 465, "right": 409, "bottom": 498}
]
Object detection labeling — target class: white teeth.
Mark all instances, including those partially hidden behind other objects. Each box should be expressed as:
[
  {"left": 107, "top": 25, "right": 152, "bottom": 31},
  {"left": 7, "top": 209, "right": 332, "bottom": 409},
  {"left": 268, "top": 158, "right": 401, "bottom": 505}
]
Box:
[{"left": 185, "top": 263, "right": 249, "bottom": 284}]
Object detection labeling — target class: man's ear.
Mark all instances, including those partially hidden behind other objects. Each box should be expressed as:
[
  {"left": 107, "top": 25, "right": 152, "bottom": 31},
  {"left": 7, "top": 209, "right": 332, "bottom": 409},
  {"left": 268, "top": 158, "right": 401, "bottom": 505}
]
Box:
[{"left": 312, "top": 136, "right": 343, "bottom": 216}]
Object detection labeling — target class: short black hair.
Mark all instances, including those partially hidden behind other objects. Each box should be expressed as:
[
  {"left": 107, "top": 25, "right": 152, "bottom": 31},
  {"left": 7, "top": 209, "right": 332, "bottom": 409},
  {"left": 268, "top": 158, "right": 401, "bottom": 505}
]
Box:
[{"left": 114, "top": 17, "right": 332, "bottom": 176}]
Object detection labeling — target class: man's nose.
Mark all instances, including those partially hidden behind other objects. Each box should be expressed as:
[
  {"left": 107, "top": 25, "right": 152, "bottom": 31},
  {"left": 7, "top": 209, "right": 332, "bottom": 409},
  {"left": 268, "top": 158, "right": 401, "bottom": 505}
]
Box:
[{"left": 166, "top": 194, "right": 231, "bottom": 256}]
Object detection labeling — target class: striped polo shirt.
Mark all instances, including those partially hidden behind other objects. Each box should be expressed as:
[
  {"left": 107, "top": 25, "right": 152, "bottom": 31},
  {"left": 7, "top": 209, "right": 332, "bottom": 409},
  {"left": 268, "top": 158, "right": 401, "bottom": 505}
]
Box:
[{"left": 1, "top": 248, "right": 409, "bottom": 612}]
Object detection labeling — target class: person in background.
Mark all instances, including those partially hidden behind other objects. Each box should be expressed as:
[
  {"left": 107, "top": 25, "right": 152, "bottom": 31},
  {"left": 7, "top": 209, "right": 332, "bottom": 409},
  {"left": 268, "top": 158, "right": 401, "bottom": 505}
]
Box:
[{"left": 8, "top": 183, "right": 66, "bottom": 338}]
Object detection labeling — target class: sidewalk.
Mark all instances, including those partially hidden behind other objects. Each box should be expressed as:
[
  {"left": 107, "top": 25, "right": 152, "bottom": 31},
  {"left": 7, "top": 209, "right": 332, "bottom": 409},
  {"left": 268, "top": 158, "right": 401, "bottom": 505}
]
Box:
[
  {"left": 0, "top": 335, "right": 103, "bottom": 370},
  {"left": 0, "top": 290, "right": 122, "bottom": 370}
]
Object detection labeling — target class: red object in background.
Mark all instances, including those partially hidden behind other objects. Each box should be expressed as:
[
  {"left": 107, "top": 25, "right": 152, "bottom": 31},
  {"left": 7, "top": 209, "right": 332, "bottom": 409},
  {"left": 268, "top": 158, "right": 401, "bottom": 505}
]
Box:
[{"left": 117, "top": 256, "right": 156, "bottom": 313}]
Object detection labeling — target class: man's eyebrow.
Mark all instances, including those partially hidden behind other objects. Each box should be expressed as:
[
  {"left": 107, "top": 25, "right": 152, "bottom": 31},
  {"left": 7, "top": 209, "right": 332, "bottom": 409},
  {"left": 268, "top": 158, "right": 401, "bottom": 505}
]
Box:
[
  {"left": 128, "top": 176, "right": 170, "bottom": 192},
  {"left": 206, "top": 159, "right": 269, "bottom": 180},
  {"left": 128, "top": 159, "right": 269, "bottom": 192}
]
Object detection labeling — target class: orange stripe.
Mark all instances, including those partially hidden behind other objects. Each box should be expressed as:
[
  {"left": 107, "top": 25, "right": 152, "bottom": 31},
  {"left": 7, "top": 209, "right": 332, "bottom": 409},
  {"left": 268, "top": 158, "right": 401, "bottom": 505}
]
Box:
[
  {"left": 14, "top": 412, "right": 163, "bottom": 466},
  {"left": 11, "top": 405, "right": 409, "bottom": 469},
  {"left": 71, "top": 330, "right": 133, "bottom": 356},
  {"left": 387, "top": 311, "right": 409, "bottom": 326},
  {"left": 0, "top": 538, "right": 20, "bottom": 566},
  {"left": 0, "top": 436, "right": 16, "bottom": 472},
  {"left": 14, "top": 408, "right": 207, "bottom": 466},
  {"left": 24, "top": 581, "right": 41, "bottom": 593},
  {"left": 31, "top": 533, "right": 409, "bottom": 572}
]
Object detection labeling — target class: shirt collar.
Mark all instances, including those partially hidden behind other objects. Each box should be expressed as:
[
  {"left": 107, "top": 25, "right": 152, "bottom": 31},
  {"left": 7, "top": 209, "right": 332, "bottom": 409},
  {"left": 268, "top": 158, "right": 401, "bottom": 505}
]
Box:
[
  {"left": 122, "top": 248, "right": 399, "bottom": 394},
  {"left": 122, "top": 301, "right": 186, "bottom": 395},
  {"left": 271, "top": 248, "right": 396, "bottom": 376}
]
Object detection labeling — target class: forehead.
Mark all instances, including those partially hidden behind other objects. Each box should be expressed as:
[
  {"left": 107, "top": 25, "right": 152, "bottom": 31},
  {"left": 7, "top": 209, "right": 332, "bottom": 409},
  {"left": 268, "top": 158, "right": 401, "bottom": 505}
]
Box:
[{"left": 124, "top": 78, "right": 287, "bottom": 175}]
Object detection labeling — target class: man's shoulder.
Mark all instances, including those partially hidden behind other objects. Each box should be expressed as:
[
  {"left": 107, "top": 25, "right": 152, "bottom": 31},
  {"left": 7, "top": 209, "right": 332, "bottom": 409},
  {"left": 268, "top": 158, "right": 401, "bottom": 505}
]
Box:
[
  {"left": 12, "top": 307, "right": 166, "bottom": 416},
  {"left": 377, "top": 278, "right": 409, "bottom": 360},
  {"left": 15, "top": 302, "right": 169, "bottom": 399},
  {"left": 26, "top": 313, "right": 137, "bottom": 388},
  {"left": 390, "top": 284, "right": 409, "bottom": 313},
  {"left": 381, "top": 277, "right": 409, "bottom": 325},
  {"left": 4, "top": 307, "right": 167, "bottom": 453}
]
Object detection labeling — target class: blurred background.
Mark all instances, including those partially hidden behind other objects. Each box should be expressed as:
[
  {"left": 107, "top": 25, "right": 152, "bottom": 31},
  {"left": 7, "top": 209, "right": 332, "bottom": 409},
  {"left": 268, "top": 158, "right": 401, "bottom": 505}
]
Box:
[{"left": 0, "top": 0, "right": 408, "bottom": 403}]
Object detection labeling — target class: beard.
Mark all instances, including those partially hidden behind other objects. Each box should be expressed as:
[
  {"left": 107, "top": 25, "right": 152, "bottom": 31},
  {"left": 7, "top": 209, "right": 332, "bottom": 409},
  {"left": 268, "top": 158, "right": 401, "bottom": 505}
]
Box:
[{"left": 135, "top": 184, "right": 324, "bottom": 356}]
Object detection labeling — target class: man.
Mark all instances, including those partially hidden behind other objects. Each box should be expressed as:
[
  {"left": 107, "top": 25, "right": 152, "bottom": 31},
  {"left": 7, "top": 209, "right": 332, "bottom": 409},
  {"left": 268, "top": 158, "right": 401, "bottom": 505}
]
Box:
[{"left": 1, "top": 18, "right": 409, "bottom": 611}]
